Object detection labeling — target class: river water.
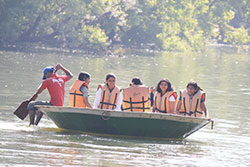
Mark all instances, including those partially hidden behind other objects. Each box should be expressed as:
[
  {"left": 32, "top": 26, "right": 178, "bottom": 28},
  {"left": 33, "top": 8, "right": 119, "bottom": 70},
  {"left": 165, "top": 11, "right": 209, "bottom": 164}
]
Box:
[{"left": 0, "top": 48, "right": 250, "bottom": 166}]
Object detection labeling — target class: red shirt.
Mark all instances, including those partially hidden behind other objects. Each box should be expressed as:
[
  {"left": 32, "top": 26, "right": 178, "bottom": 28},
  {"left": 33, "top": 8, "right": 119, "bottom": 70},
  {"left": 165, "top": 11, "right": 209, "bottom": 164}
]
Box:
[{"left": 40, "top": 73, "right": 70, "bottom": 106}]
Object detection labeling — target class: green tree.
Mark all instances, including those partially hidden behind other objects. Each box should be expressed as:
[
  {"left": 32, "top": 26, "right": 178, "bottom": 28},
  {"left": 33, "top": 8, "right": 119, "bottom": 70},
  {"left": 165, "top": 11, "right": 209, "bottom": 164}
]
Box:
[{"left": 0, "top": 0, "right": 249, "bottom": 51}]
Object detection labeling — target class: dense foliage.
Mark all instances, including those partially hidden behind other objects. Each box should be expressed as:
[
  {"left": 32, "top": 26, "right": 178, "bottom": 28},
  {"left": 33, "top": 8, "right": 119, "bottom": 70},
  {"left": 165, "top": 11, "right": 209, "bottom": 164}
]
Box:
[{"left": 0, "top": 0, "right": 249, "bottom": 51}]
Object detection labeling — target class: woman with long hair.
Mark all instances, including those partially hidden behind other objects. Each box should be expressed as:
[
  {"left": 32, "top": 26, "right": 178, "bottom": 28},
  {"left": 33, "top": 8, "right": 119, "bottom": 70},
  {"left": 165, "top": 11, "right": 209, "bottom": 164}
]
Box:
[
  {"left": 93, "top": 73, "right": 122, "bottom": 111},
  {"left": 152, "top": 79, "right": 177, "bottom": 114},
  {"left": 175, "top": 81, "right": 208, "bottom": 118}
]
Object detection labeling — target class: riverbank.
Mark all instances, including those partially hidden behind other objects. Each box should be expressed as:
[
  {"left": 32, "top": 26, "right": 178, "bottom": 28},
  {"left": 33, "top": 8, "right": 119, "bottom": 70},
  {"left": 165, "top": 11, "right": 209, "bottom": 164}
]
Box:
[{"left": 0, "top": 42, "right": 249, "bottom": 57}]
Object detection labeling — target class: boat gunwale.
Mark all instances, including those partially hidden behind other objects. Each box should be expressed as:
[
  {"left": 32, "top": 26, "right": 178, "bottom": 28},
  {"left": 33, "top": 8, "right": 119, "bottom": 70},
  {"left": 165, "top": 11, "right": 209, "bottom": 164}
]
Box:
[{"left": 36, "top": 105, "right": 210, "bottom": 124}]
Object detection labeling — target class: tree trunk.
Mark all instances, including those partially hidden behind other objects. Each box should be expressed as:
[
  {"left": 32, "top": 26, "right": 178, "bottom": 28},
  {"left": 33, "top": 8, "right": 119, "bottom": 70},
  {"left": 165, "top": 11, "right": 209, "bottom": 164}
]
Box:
[{"left": 18, "top": 14, "right": 43, "bottom": 42}]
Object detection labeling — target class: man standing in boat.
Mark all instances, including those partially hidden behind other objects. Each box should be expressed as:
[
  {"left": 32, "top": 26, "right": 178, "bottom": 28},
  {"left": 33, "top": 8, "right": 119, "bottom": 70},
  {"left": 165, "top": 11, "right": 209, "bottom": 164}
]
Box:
[{"left": 28, "top": 64, "right": 73, "bottom": 126}]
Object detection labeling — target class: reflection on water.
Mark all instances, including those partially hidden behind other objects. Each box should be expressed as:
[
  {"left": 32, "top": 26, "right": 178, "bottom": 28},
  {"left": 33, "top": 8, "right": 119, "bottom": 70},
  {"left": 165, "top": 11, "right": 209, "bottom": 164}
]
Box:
[{"left": 0, "top": 49, "right": 250, "bottom": 166}]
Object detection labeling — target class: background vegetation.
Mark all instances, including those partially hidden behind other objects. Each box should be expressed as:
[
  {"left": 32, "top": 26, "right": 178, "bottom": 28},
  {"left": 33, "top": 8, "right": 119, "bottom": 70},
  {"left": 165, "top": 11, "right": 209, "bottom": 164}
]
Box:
[{"left": 0, "top": 0, "right": 249, "bottom": 52}]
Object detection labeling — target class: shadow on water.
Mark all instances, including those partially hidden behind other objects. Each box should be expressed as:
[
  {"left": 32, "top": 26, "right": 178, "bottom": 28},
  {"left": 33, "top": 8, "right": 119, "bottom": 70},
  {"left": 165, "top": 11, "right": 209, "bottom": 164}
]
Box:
[{"left": 41, "top": 127, "right": 192, "bottom": 146}]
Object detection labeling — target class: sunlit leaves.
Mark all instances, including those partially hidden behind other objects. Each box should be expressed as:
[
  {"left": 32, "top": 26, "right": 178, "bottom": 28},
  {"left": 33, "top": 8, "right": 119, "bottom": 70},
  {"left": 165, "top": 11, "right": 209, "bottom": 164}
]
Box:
[
  {"left": 224, "top": 26, "right": 250, "bottom": 45},
  {"left": 0, "top": 0, "right": 250, "bottom": 51}
]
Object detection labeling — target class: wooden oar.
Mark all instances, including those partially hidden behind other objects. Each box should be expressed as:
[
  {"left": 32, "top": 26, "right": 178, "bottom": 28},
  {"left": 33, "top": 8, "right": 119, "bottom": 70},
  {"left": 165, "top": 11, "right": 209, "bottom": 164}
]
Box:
[
  {"left": 13, "top": 99, "right": 32, "bottom": 120},
  {"left": 14, "top": 93, "right": 38, "bottom": 120}
]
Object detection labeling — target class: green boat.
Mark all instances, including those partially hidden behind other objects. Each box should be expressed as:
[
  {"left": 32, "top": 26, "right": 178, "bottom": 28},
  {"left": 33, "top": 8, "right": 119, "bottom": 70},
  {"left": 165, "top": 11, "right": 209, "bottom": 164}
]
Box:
[{"left": 37, "top": 105, "right": 212, "bottom": 139}]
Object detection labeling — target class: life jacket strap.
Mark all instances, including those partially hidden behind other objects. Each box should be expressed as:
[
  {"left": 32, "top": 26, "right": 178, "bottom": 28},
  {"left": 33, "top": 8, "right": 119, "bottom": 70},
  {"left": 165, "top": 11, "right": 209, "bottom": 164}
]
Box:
[
  {"left": 123, "top": 107, "right": 150, "bottom": 110},
  {"left": 196, "top": 111, "right": 203, "bottom": 114},
  {"left": 142, "top": 96, "right": 145, "bottom": 112},
  {"left": 73, "top": 91, "right": 76, "bottom": 107},
  {"left": 129, "top": 97, "right": 133, "bottom": 111},
  {"left": 70, "top": 91, "right": 84, "bottom": 107},
  {"left": 123, "top": 99, "right": 149, "bottom": 104},
  {"left": 164, "top": 97, "right": 167, "bottom": 113},
  {"left": 112, "top": 93, "right": 118, "bottom": 110},
  {"left": 194, "top": 99, "right": 199, "bottom": 117},
  {"left": 188, "top": 111, "right": 194, "bottom": 116},
  {"left": 100, "top": 101, "right": 117, "bottom": 107},
  {"left": 183, "top": 97, "right": 187, "bottom": 116},
  {"left": 100, "top": 90, "right": 106, "bottom": 109},
  {"left": 155, "top": 96, "right": 168, "bottom": 113},
  {"left": 155, "top": 108, "right": 166, "bottom": 113},
  {"left": 123, "top": 96, "right": 149, "bottom": 112},
  {"left": 69, "top": 92, "right": 83, "bottom": 96}
]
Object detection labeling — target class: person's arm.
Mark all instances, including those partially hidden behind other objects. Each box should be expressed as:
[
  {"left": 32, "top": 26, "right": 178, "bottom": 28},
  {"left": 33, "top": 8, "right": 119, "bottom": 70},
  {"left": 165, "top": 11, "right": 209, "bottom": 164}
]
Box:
[
  {"left": 83, "top": 97, "right": 92, "bottom": 108},
  {"left": 201, "top": 102, "right": 208, "bottom": 118},
  {"left": 200, "top": 93, "right": 208, "bottom": 118},
  {"left": 80, "top": 86, "right": 92, "bottom": 108},
  {"left": 175, "top": 100, "right": 182, "bottom": 114},
  {"left": 55, "top": 64, "right": 73, "bottom": 80},
  {"left": 93, "top": 88, "right": 102, "bottom": 109},
  {"left": 30, "top": 82, "right": 47, "bottom": 101},
  {"left": 168, "top": 95, "right": 176, "bottom": 114},
  {"left": 169, "top": 102, "right": 175, "bottom": 114},
  {"left": 114, "top": 93, "right": 122, "bottom": 111}
]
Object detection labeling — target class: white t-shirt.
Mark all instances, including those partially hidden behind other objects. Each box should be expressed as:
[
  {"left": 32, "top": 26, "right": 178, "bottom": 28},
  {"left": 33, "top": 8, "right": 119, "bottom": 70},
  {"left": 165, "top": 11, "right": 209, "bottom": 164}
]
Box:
[{"left": 169, "top": 95, "right": 176, "bottom": 102}]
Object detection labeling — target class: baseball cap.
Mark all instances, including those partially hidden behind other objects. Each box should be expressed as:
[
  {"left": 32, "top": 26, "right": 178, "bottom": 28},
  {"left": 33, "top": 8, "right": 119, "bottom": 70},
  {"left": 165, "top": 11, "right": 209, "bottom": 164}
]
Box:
[{"left": 42, "top": 66, "right": 55, "bottom": 80}]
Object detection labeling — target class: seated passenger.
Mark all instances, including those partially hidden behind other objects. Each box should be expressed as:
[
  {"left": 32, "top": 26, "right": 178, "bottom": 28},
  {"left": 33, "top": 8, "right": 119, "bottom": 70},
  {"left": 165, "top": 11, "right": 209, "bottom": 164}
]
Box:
[
  {"left": 122, "top": 77, "right": 151, "bottom": 112},
  {"left": 69, "top": 72, "right": 92, "bottom": 108},
  {"left": 152, "top": 79, "right": 177, "bottom": 114},
  {"left": 93, "top": 73, "right": 122, "bottom": 111},
  {"left": 175, "top": 81, "right": 208, "bottom": 118}
]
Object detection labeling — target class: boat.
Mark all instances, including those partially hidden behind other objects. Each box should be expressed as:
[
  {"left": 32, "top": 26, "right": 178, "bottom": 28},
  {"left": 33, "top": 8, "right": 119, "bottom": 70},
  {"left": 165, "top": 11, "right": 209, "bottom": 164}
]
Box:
[{"left": 37, "top": 105, "right": 212, "bottom": 139}]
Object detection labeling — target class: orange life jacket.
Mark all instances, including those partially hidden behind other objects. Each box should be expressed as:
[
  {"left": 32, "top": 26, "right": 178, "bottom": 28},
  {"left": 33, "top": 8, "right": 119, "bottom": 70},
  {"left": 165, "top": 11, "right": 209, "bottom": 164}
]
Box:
[
  {"left": 122, "top": 85, "right": 150, "bottom": 112},
  {"left": 98, "top": 84, "right": 120, "bottom": 110},
  {"left": 179, "top": 90, "right": 205, "bottom": 117},
  {"left": 69, "top": 80, "right": 88, "bottom": 108},
  {"left": 155, "top": 91, "right": 177, "bottom": 114}
]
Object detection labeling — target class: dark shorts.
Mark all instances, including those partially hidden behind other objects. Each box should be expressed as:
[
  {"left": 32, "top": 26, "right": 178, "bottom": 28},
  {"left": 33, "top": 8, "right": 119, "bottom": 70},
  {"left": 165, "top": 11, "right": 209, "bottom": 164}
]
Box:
[{"left": 27, "top": 101, "right": 52, "bottom": 111}]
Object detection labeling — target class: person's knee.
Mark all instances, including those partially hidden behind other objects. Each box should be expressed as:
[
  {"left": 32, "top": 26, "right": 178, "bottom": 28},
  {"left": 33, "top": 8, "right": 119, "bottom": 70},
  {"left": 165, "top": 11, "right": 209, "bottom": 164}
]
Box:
[
  {"left": 28, "top": 101, "right": 40, "bottom": 111},
  {"left": 27, "top": 102, "right": 35, "bottom": 111}
]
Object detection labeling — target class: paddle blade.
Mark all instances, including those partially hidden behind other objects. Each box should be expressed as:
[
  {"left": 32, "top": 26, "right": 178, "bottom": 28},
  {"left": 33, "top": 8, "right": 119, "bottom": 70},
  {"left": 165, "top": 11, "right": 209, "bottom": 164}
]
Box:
[{"left": 14, "top": 100, "right": 30, "bottom": 120}]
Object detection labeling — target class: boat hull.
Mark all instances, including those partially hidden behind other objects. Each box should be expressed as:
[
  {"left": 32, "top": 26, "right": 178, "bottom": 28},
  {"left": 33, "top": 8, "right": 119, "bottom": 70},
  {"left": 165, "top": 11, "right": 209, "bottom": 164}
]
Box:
[{"left": 37, "top": 106, "right": 211, "bottom": 139}]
